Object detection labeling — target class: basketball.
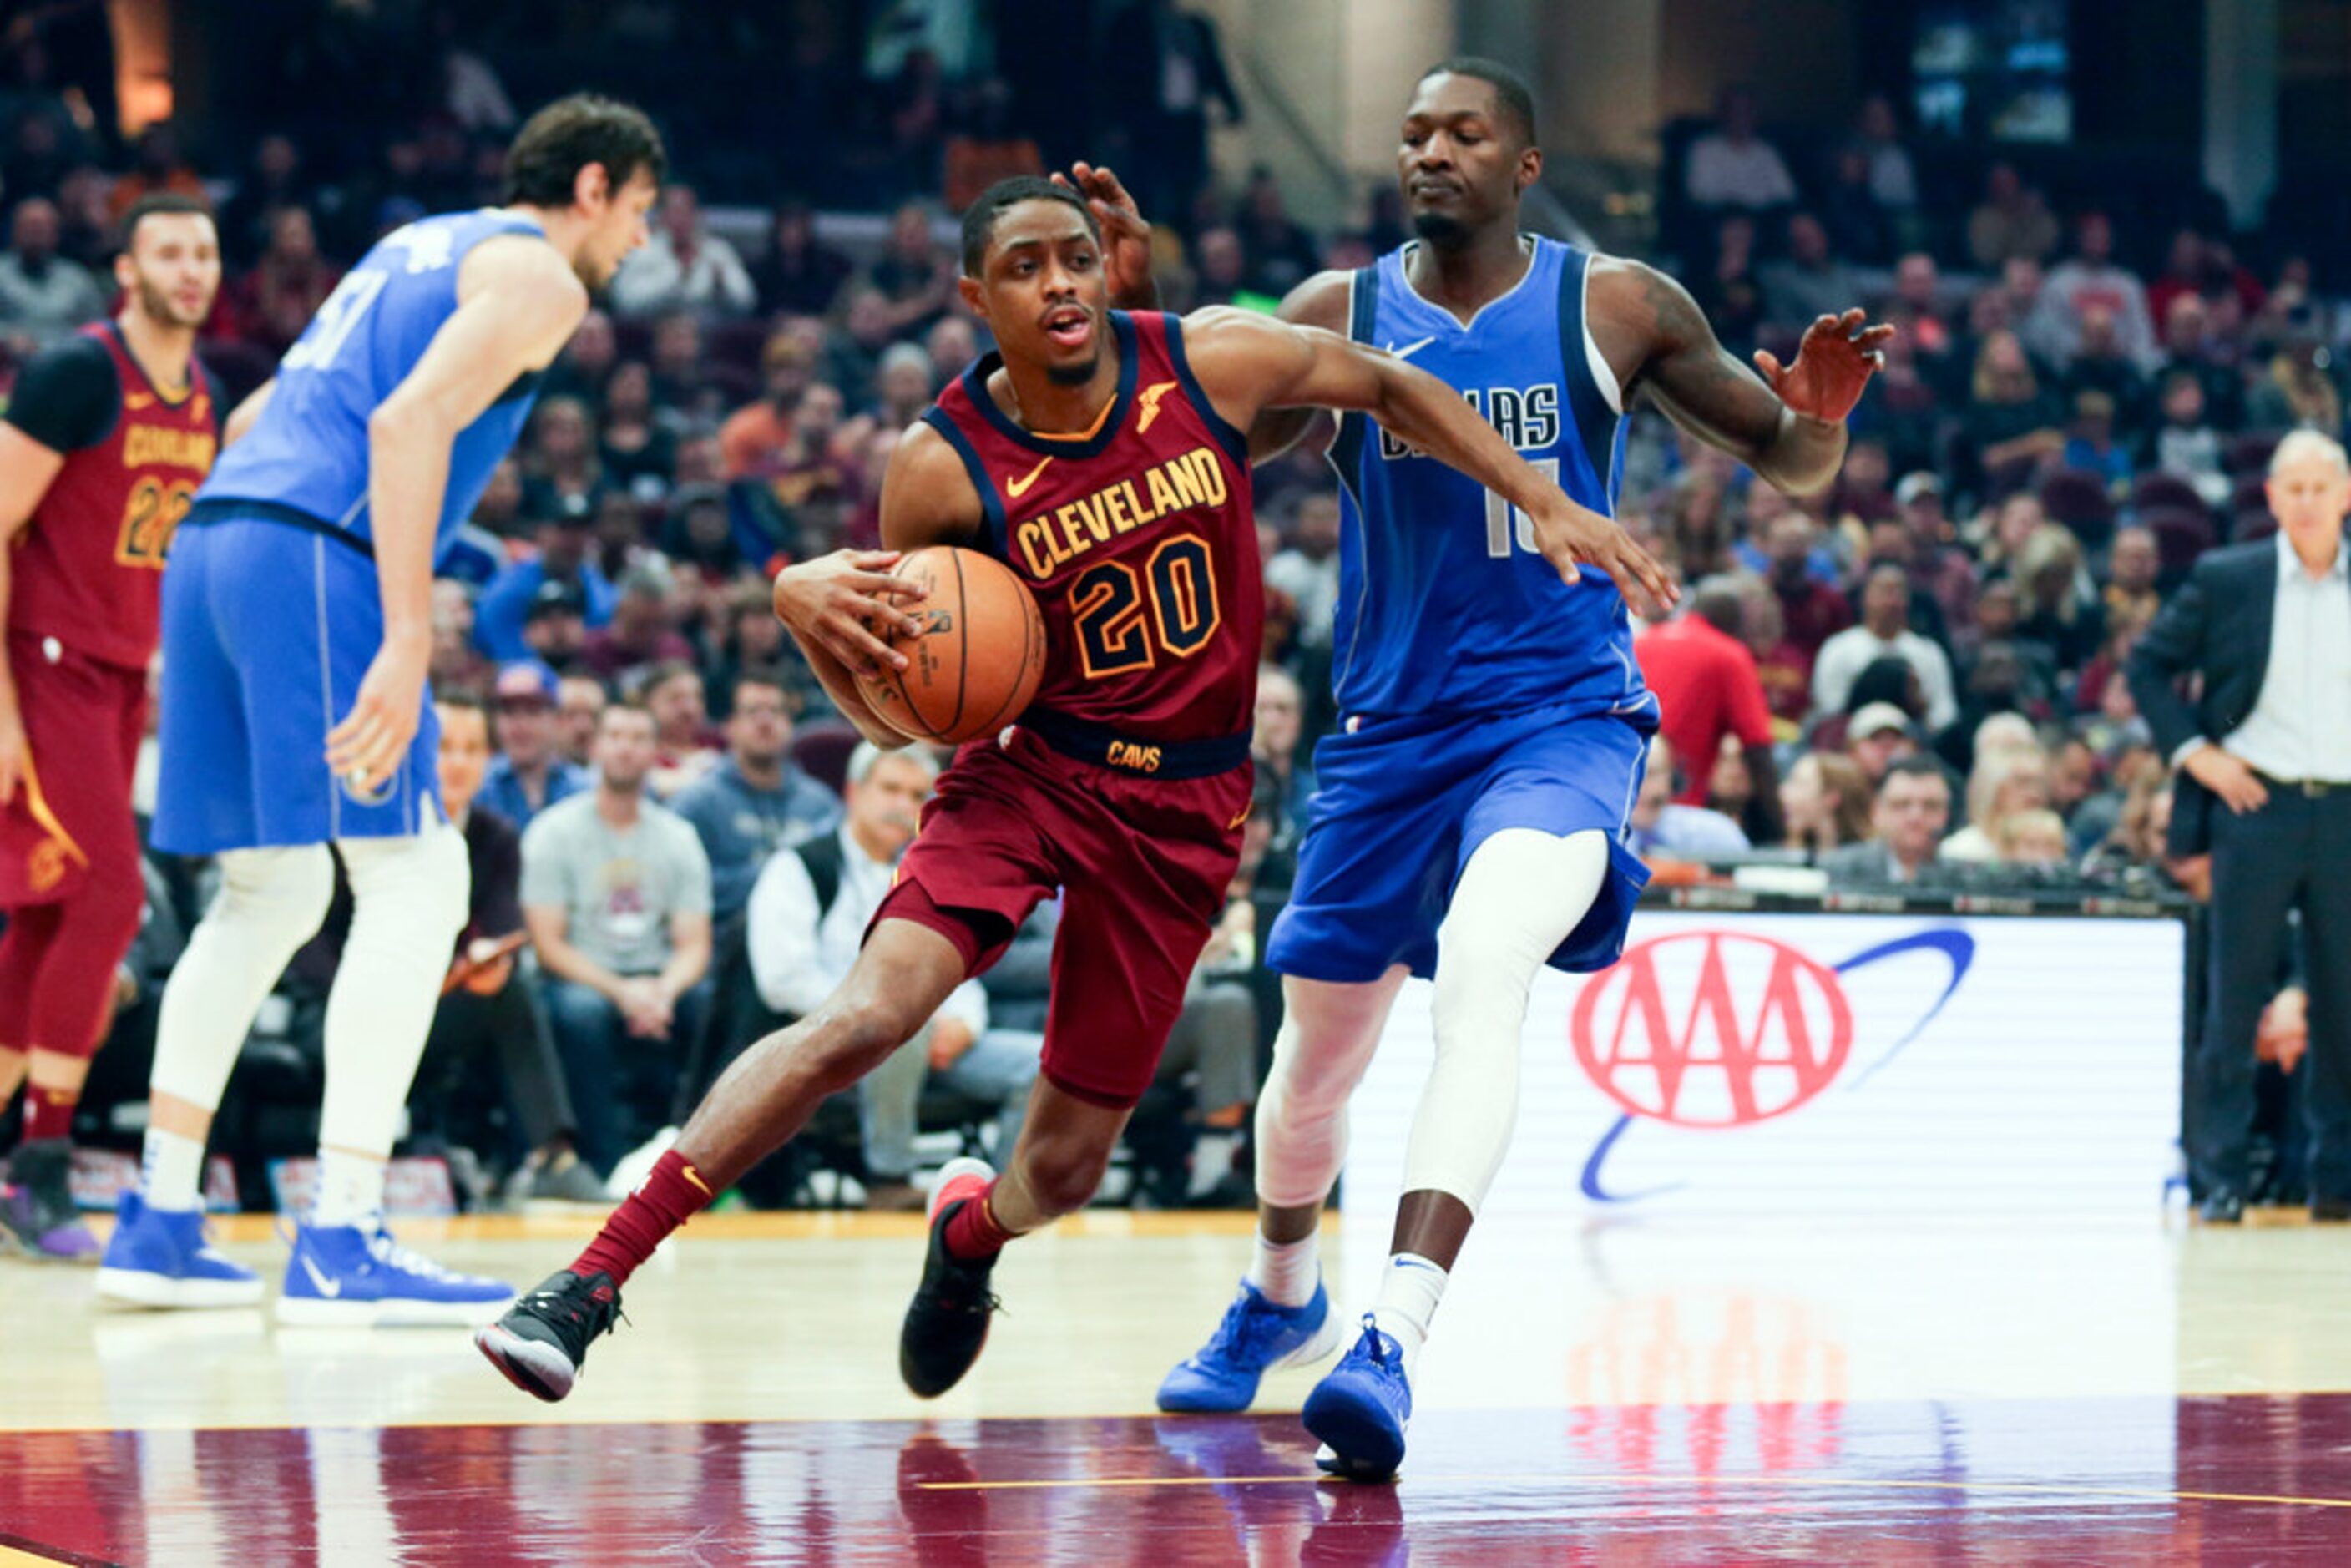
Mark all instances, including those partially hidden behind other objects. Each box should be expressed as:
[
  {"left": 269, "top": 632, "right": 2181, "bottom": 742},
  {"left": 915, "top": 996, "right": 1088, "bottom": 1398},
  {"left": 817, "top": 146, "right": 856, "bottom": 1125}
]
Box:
[{"left": 855, "top": 545, "right": 1047, "bottom": 744}]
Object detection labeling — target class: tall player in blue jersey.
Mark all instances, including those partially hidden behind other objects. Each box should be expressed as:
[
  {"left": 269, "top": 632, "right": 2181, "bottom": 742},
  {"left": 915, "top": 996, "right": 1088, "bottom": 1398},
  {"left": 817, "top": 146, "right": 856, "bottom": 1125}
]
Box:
[
  {"left": 1139, "top": 60, "right": 1888, "bottom": 1474},
  {"left": 96, "top": 97, "right": 664, "bottom": 1323}
]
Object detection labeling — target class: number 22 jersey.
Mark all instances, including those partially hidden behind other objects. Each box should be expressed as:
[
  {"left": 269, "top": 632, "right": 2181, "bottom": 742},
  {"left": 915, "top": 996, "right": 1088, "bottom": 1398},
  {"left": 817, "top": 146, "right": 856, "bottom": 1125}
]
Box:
[{"left": 922, "top": 310, "right": 1262, "bottom": 744}]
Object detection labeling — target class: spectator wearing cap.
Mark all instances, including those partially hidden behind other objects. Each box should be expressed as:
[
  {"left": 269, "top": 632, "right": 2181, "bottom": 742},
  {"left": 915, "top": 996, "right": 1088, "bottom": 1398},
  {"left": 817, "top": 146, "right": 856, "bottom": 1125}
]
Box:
[
  {"left": 476, "top": 512, "right": 619, "bottom": 662},
  {"left": 1815, "top": 568, "right": 1959, "bottom": 731},
  {"left": 1636, "top": 577, "right": 1782, "bottom": 837},
  {"left": 1684, "top": 85, "right": 1797, "bottom": 213},
  {"left": 1822, "top": 756, "right": 1952, "bottom": 884},
  {"left": 583, "top": 562, "right": 695, "bottom": 685},
  {"left": 480, "top": 662, "right": 592, "bottom": 829},
  {"left": 1628, "top": 736, "right": 1751, "bottom": 862},
  {"left": 609, "top": 183, "right": 756, "bottom": 319},
  {"left": 522, "top": 578, "right": 590, "bottom": 671},
  {"left": 1895, "top": 473, "right": 1979, "bottom": 635},
  {"left": 670, "top": 668, "right": 841, "bottom": 923},
  {"left": 1844, "top": 701, "right": 1921, "bottom": 782}
]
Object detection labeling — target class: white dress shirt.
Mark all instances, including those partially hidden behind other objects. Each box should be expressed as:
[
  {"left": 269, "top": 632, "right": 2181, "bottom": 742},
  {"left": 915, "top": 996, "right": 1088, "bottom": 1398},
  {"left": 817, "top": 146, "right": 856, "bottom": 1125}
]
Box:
[
  {"left": 746, "top": 825, "right": 988, "bottom": 1030},
  {"left": 2222, "top": 534, "right": 2351, "bottom": 784}
]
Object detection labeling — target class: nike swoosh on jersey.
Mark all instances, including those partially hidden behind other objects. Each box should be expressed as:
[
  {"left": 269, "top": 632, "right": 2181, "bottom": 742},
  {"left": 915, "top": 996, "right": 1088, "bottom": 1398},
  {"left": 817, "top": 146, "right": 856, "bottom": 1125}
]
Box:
[
  {"left": 300, "top": 1253, "right": 343, "bottom": 1297},
  {"left": 1006, "top": 456, "right": 1053, "bottom": 498},
  {"left": 1384, "top": 336, "right": 1438, "bottom": 361}
]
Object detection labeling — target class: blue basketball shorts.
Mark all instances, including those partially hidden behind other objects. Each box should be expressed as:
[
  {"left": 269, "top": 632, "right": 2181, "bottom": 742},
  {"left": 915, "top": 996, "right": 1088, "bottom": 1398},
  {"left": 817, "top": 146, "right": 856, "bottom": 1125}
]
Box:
[
  {"left": 1265, "top": 701, "right": 1654, "bottom": 984},
  {"left": 152, "top": 517, "right": 442, "bottom": 856}
]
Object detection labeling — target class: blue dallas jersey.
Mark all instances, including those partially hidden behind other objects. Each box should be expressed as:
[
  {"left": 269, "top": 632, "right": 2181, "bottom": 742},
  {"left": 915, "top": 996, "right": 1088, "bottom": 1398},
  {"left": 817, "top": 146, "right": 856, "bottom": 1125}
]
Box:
[
  {"left": 1327, "top": 235, "right": 1657, "bottom": 725},
  {"left": 198, "top": 208, "right": 547, "bottom": 563}
]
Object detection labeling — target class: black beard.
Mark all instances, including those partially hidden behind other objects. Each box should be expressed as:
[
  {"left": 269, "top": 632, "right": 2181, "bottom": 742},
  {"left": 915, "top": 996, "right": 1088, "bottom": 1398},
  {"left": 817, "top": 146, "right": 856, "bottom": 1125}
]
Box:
[
  {"left": 1046, "top": 357, "right": 1099, "bottom": 387},
  {"left": 1411, "top": 209, "right": 1472, "bottom": 249}
]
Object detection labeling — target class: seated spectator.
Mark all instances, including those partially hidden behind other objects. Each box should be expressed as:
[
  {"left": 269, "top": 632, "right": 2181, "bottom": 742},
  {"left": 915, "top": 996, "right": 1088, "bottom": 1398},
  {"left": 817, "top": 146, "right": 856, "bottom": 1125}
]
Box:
[
  {"left": 1844, "top": 701, "right": 1923, "bottom": 782},
  {"left": 1821, "top": 755, "right": 1951, "bottom": 884},
  {"left": 871, "top": 341, "right": 935, "bottom": 432},
  {"left": 475, "top": 513, "right": 618, "bottom": 662},
  {"left": 2247, "top": 326, "right": 2344, "bottom": 436},
  {"left": 1894, "top": 473, "right": 1979, "bottom": 637},
  {"left": 2061, "top": 390, "right": 2135, "bottom": 493},
  {"left": 609, "top": 183, "right": 756, "bottom": 318},
  {"left": 540, "top": 306, "right": 616, "bottom": 406},
  {"left": 1853, "top": 94, "right": 1919, "bottom": 210},
  {"left": 1962, "top": 330, "right": 2066, "bottom": 483},
  {"left": 518, "top": 396, "right": 607, "bottom": 524},
  {"left": 522, "top": 579, "right": 590, "bottom": 671},
  {"left": 650, "top": 310, "right": 720, "bottom": 422},
  {"left": 1759, "top": 212, "right": 1862, "bottom": 334},
  {"left": 521, "top": 701, "right": 715, "bottom": 1178},
  {"left": 1691, "top": 213, "right": 1765, "bottom": 359},
  {"left": 1779, "top": 751, "right": 1874, "bottom": 858},
  {"left": 1819, "top": 144, "right": 1895, "bottom": 267},
  {"left": 2104, "top": 525, "right": 2162, "bottom": 630},
  {"left": 0, "top": 197, "right": 105, "bottom": 350},
  {"left": 1635, "top": 577, "right": 1781, "bottom": 836},
  {"left": 482, "top": 661, "right": 591, "bottom": 828},
  {"left": 747, "top": 744, "right": 1038, "bottom": 1208},
  {"left": 430, "top": 580, "right": 493, "bottom": 694},
  {"left": 584, "top": 564, "right": 697, "bottom": 686},
  {"left": 1145, "top": 890, "right": 1263, "bottom": 1208},
  {"left": 1685, "top": 85, "right": 1797, "bottom": 212},
  {"left": 865, "top": 202, "right": 956, "bottom": 341},
  {"left": 822, "top": 287, "right": 895, "bottom": 407},
  {"left": 2038, "top": 213, "right": 2160, "bottom": 371},
  {"left": 707, "top": 580, "right": 801, "bottom": 714},
  {"left": 1965, "top": 161, "right": 2058, "bottom": 270},
  {"left": 2158, "top": 293, "right": 2246, "bottom": 432},
  {"left": 659, "top": 483, "right": 741, "bottom": 582},
  {"left": 926, "top": 315, "right": 978, "bottom": 387},
  {"left": 1628, "top": 736, "right": 1750, "bottom": 862},
  {"left": 2009, "top": 524, "right": 2107, "bottom": 671},
  {"left": 640, "top": 659, "right": 721, "bottom": 797},
  {"left": 1265, "top": 492, "right": 1342, "bottom": 648},
  {"left": 1884, "top": 252, "right": 1961, "bottom": 385},
  {"left": 1251, "top": 665, "right": 1314, "bottom": 830},
  {"left": 670, "top": 669, "right": 842, "bottom": 923},
  {"left": 1813, "top": 563, "right": 1959, "bottom": 730},
  {"left": 751, "top": 201, "right": 853, "bottom": 317},
  {"left": 556, "top": 675, "right": 607, "bottom": 767},
  {"left": 1940, "top": 741, "right": 2051, "bottom": 862},
  {"left": 1992, "top": 807, "right": 2070, "bottom": 868},
  {"left": 228, "top": 206, "right": 340, "bottom": 357},
  {"left": 598, "top": 362, "right": 678, "bottom": 499},
  {"left": 105, "top": 122, "right": 205, "bottom": 221},
  {"left": 1191, "top": 226, "right": 1248, "bottom": 308},
  {"left": 1764, "top": 513, "right": 1854, "bottom": 663},
  {"left": 2146, "top": 369, "right": 2229, "bottom": 507},
  {"left": 404, "top": 694, "right": 602, "bottom": 1203}
]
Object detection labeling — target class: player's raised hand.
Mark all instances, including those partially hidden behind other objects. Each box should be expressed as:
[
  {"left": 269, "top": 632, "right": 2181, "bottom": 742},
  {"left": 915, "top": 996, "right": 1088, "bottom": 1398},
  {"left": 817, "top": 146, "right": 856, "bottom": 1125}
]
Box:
[
  {"left": 1528, "top": 497, "right": 1680, "bottom": 620},
  {"left": 326, "top": 637, "right": 430, "bottom": 797},
  {"left": 772, "top": 549, "right": 928, "bottom": 680},
  {"left": 1754, "top": 309, "right": 1893, "bottom": 424},
  {"left": 1054, "top": 161, "right": 1155, "bottom": 309}
]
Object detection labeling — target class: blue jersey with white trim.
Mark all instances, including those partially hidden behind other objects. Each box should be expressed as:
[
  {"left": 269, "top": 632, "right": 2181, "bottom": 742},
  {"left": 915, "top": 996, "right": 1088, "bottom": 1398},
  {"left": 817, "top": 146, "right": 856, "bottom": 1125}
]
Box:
[
  {"left": 1326, "top": 235, "right": 1656, "bottom": 723},
  {"left": 198, "top": 208, "right": 547, "bottom": 564}
]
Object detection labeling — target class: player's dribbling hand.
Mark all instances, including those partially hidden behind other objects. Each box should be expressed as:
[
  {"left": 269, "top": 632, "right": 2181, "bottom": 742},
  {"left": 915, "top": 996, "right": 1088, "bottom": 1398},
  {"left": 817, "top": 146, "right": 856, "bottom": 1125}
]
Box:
[
  {"left": 1755, "top": 309, "right": 1895, "bottom": 424},
  {"left": 326, "top": 637, "right": 429, "bottom": 797},
  {"left": 0, "top": 703, "right": 24, "bottom": 807},
  {"left": 1529, "top": 498, "right": 1680, "bottom": 620},
  {"left": 1054, "top": 162, "right": 1155, "bottom": 309},
  {"left": 772, "top": 550, "right": 928, "bottom": 679}
]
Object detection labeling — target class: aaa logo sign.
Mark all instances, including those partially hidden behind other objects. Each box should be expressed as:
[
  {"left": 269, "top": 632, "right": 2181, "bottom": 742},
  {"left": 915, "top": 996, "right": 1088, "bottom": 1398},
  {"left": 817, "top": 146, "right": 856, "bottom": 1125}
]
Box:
[{"left": 1571, "top": 933, "right": 1853, "bottom": 1128}]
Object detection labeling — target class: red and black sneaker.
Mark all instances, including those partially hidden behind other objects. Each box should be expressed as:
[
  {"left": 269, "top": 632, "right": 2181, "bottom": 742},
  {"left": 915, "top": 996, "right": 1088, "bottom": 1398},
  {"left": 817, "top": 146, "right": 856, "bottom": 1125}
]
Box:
[
  {"left": 474, "top": 1269, "right": 623, "bottom": 1403},
  {"left": 898, "top": 1159, "right": 1002, "bottom": 1399}
]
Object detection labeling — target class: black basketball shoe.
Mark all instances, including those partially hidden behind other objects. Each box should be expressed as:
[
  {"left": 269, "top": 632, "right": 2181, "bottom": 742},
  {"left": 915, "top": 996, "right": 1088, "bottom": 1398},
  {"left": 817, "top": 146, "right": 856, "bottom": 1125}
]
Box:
[
  {"left": 899, "top": 1158, "right": 1003, "bottom": 1399},
  {"left": 474, "top": 1269, "right": 624, "bottom": 1403}
]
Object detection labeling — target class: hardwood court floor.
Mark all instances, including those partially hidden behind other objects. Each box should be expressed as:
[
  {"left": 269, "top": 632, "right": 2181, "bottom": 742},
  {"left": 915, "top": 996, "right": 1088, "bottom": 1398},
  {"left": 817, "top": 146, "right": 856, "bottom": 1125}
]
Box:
[{"left": 6, "top": 1209, "right": 2351, "bottom": 1563}]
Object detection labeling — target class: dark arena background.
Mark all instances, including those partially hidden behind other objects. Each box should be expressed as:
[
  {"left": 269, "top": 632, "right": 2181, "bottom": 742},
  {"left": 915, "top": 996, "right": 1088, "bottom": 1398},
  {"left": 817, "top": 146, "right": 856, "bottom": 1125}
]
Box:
[{"left": 3, "top": 1, "right": 2351, "bottom": 1562}]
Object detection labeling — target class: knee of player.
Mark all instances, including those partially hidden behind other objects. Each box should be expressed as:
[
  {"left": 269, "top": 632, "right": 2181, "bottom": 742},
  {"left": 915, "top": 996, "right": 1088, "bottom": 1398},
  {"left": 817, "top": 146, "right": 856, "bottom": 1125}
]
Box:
[
  {"left": 809, "top": 998, "right": 918, "bottom": 1085},
  {"left": 1014, "top": 1127, "right": 1115, "bottom": 1216},
  {"left": 219, "top": 843, "right": 337, "bottom": 931}
]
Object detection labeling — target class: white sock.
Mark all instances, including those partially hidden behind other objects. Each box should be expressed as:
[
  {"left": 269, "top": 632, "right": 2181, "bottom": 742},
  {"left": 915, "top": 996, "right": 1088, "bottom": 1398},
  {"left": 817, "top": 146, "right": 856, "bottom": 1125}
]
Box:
[
  {"left": 139, "top": 1127, "right": 207, "bottom": 1213},
  {"left": 1371, "top": 1253, "right": 1447, "bottom": 1374},
  {"left": 311, "top": 1148, "right": 387, "bottom": 1229},
  {"left": 1246, "top": 1231, "right": 1320, "bottom": 1308}
]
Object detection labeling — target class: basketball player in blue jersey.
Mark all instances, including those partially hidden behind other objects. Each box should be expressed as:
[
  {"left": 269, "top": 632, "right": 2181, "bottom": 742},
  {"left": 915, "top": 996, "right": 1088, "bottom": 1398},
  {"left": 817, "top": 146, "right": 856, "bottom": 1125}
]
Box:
[
  {"left": 1139, "top": 59, "right": 1889, "bottom": 1475},
  {"left": 96, "top": 96, "right": 664, "bottom": 1323}
]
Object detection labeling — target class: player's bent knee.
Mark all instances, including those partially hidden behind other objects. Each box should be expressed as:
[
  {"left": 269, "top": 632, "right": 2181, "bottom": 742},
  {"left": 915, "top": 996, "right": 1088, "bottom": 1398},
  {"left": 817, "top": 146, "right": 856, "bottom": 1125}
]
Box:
[
  {"left": 1016, "top": 1130, "right": 1115, "bottom": 1217},
  {"left": 213, "top": 844, "right": 336, "bottom": 941},
  {"left": 804, "top": 999, "right": 919, "bottom": 1089}
]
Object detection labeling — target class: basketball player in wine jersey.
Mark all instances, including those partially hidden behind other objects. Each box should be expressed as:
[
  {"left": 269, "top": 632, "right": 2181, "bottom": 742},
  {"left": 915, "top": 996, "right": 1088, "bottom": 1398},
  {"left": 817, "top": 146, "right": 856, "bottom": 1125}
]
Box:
[
  {"left": 1131, "top": 60, "right": 1888, "bottom": 1479},
  {"left": 475, "top": 175, "right": 1673, "bottom": 1405},
  {"left": 0, "top": 196, "right": 220, "bottom": 1262}
]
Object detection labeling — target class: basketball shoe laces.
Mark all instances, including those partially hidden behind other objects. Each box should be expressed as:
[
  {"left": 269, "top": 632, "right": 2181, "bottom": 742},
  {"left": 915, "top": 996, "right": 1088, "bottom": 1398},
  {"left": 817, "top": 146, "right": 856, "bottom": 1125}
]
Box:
[
  {"left": 1201, "top": 1287, "right": 1300, "bottom": 1366},
  {"left": 520, "top": 1272, "right": 627, "bottom": 1347}
]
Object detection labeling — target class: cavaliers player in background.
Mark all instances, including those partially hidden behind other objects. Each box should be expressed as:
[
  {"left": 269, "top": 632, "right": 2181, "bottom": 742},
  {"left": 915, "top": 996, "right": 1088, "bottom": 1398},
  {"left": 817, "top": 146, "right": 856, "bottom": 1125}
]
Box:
[
  {"left": 473, "top": 175, "right": 1672, "bottom": 1404},
  {"left": 0, "top": 195, "right": 222, "bottom": 1262}
]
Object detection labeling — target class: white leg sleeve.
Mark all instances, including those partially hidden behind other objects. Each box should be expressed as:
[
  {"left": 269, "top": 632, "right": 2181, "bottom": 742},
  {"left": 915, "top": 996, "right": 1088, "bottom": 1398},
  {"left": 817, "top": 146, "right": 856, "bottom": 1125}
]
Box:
[
  {"left": 1251, "top": 969, "right": 1408, "bottom": 1210},
  {"left": 316, "top": 823, "right": 471, "bottom": 1159},
  {"left": 149, "top": 846, "right": 336, "bottom": 1111},
  {"left": 1403, "top": 827, "right": 1611, "bottom": 1215}
]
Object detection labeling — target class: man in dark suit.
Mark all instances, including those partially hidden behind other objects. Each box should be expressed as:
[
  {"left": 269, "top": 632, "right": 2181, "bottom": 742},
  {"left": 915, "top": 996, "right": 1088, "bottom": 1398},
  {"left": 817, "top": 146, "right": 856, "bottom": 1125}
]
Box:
[{"left": 2130, "top": 430, "right": 2351, "bottom": 1222}]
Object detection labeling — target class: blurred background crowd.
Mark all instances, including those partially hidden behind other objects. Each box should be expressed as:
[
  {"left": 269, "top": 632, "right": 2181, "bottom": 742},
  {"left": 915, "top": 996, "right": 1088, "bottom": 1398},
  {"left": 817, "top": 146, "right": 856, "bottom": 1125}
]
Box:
[{"left": 0, "top": 0, "right": 2334, "bottom": 1212}]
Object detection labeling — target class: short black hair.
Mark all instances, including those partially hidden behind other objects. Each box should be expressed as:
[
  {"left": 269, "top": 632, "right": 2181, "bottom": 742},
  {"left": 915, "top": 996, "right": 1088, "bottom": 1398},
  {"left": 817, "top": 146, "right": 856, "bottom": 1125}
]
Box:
[
  {"left": 1881, "top": 754, "right": 1949, "bottom": 791},
  {"left": 960, "top": 177, "right": 1099, "bottom": 276},
  {"left": 116, "top": 192, "right": 213, "bottom": 252},
  {"left": 503, "top": 94, "right": 666, "bottom": 208},
  {"left": 730, "top": 665, "right": 796, "bottom": 708},
  {"left": 434, "top": 689, "right": 493, "bottom": 728},
  {"left": 1418, "top": 56, "right": 1539, "bottom": 148}
]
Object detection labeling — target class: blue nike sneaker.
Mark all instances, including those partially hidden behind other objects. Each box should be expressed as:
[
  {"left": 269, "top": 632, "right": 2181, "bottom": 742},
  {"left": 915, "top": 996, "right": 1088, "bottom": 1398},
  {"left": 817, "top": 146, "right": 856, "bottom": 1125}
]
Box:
[
  {"left": 1300, "top": 1314, "right": 1413, "bottom": 1481},
  {"left": 1157, "top": 1278, "right": 1340, "bottom": 1413},
  {"left": 94, "top": 1191, "right": 265, "bottom": 1308},
  {"left": 277, "top": 1221, "right": 515, "bottom": 1328}
]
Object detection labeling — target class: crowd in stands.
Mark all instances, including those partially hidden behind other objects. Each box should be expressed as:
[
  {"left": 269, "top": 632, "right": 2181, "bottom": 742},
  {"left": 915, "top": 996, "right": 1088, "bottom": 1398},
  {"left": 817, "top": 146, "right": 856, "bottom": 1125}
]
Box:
[{"left": 0, "top": 12, "right": 2335, "bottom": 1211}]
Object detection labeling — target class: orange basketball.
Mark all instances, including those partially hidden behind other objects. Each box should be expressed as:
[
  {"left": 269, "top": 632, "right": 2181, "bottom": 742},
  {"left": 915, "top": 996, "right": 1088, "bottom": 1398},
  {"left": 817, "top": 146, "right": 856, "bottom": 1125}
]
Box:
[{"left": 855, "top": 545, "right": 1048, "bottom": 745}]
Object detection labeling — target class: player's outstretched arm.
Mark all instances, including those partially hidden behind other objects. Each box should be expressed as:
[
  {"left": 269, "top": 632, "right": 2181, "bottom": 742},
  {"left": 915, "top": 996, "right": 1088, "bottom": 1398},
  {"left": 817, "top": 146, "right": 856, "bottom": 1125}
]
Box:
[
  {"left": 1589, "top": 257, "right": 1888, "bottom": 498},
  {"left": 1183, "top": 306, "right": 1677, "bottom": 616},
  {"left": 769, "top": 422, "right": 973, "bottom": 748}
]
